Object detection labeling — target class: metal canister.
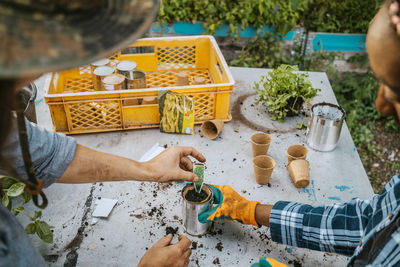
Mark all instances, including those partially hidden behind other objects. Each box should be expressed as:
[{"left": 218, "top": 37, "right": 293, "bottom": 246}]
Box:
[
  {"left": 116, "top": 60, "right": 142, "bottom": 89},
  {"left": 90, "top": 58, "right": 110, "bottom": 72},
  {"left": 102, "top": 74, "right": 125, "bottom": 91},
  {"left": 93, "top": 66, "right": 114, "bottom": 91},
  {"left": 123, "top": 69, "right": 146, "bottom": 89},
  {"left": 182, "top": 184, "right": 213, "bottom": 236},
  {"left": 306, "top": 102, "right": 346, "bottom": 152}
]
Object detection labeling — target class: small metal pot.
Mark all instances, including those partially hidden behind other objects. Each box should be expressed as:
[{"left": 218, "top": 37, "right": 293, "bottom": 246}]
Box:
[
  {"left": 126, "top": 70, "right": 146, "bottom": 89},
  {"left": 90, "top": 58, "right": 110, "bottom": 72},
  {"left": 116, "top": 61, "right": 147, "bottom": 89},
  {"left": 93, "top": 66, "right": 114, "bottom": 91},
  {"left": 102, "top": 74, "right": 125, "bottom": 91},
  {"left": 306, "top": 102, "right": 346, "bottom": 152},
  {"left": 116, "top": 60, "right": 137, "bottom": 85},
  {"left": 181, "top": 184, "right": 213, "bottom": 236}
]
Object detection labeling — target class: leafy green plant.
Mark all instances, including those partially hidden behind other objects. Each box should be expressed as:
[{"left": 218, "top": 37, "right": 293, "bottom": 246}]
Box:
[
  {"left": 295, "top": 122, "right": 308, "bottom": 130},
  {"left": 393, "top": 163, "right": 400, "bottom": 171},
  {"left": 299, "top": 0, "right": 381, "bottom": 33},
  {"left": 1, "top": 176, "right": 54, "bottom": 243},
  {"left": 159, "top": 0, "right": 381, "bottom": 35},
  {"left": 330, "top": 68, "right": 380, "bottom": 145},
  {"left": 254, "top": 64, "right": 320, "bottom": 121},
  {"left": 159, "top": 0, "right": 306, "bottom": 38}
]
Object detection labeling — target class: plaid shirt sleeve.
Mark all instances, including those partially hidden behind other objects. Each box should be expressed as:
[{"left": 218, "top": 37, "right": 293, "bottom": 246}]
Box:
[
  {"left": 270, "top": 198, "right": 374, "bottom": 256},
  {"left": 270, "top": 175, "right": 400, "bottom": 257},
  {"left": 270, "top": 194, "right": 378, "bottom": 256}
]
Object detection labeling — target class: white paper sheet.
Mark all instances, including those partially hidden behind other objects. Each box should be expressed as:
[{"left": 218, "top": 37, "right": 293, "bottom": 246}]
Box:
[
  {"left": 139, "top": 143, "right": 165, "bottom": 162},
  {"left": 92, "top": 198, "right": 118, "bottom": 218}
]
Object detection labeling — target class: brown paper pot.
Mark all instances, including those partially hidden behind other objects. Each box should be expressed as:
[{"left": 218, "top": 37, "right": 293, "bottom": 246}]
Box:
[
  {"left": 123, "top": 98, "right": 139, "bottom": 106},
  {"left": 251, "top": 132, "right": 272, "bottom": 157},
  {"left": 286, "top": 144, "right": 308, "bottom": 163},
  {"left": 253, "top": 155, "right": 275, "bottom": 184},
  {"left": 200, "top": 119, "right": 224, "bottom": 139},
  {"left": 194, "top": 76, "right": 206, "bottom": 85},
  {"left": 287, "top": 159, "right": 310, "bottom": 188},
  {"left": 176, "top": 72, "right": 189, "bottom": 86},
  {"left": 142, "top": 96, "right": 157, "bottom": 105}
]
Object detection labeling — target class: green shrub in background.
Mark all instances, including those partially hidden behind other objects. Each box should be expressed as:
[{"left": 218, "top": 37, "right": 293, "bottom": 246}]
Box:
[
  {"left": 159, "top": 0, "right": 382, "bottom": 34},
  {"left": 159, "top": 0, "right": 306, "bottom": 37},
  {"left": 300, "top": 0, "right": 382, "bottom": 33}
]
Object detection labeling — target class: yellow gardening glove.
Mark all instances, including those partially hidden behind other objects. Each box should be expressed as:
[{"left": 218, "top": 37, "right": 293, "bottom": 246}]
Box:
[{"left": 198, "top": 185, "right": 260, "bottom": 227}]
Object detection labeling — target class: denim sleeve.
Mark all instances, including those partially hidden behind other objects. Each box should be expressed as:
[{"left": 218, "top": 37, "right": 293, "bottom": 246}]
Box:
[
  {"left": 0, "top": 116, "right": 77, "bottom": 187},
  {"left": 0, "top": 205, "right": 45, "bottom": 267}
]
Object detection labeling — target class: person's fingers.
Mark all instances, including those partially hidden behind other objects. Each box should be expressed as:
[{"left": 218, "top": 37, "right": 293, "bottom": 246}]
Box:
[
  {"left": 390, "top": 1, "right": 399, "bottom": 16},
  {"left": 182, "top": 249, "right": 192, "bottom": 265},
  {"left": 180, "top": 156, "right": 193, "bottom": 171},
  {"left": 183, "top": 258, "right": 190, "bottom": 267},
  {"left": 176, "top": 170, "right": 199, "bottom": 182},
  {"left": 179, "top": 146, "right": 206, "bottom": 163},
  {"left": 175, "top": 235, "right": 191, "bottom": 253},
  {"left": 179, "top": 162, "right": 186, "bottom": 171},
  {"left": 393, "top": 15, "right": 400, "bottom": 24},
  {"left": 152, "top": 234, "right": 173, "bottom": 248}
]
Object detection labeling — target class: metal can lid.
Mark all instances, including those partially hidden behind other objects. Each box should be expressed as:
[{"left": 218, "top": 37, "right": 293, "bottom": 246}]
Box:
[
  {"left": 91, "top": 58, "right": 110, "bottom": 67},
  {"left": 103, "top": 74, "right": 125, "bottom": 85},
  {"left": 93, "top": 66, "right": 114, "bottom": 76},
  {"left": 117, "top": 60, "right": 137, "bottom": 71}
]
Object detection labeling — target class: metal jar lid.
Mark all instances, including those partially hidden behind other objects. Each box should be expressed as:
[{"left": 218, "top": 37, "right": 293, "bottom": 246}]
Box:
[
  {"left": 91, "top": 58, "right": 110, "bottom": 67},
  {"left": 102, "top": 74, "right": 125, "bottom": 91},
  {"left": 116, "top": 60, "right": 137, "bottom": 71},
  {"left": 93, "top": 66, "right": 114, "bottom": 76},
  {"left": 103, "top": 74, "right": 125, "bottom": 85}
]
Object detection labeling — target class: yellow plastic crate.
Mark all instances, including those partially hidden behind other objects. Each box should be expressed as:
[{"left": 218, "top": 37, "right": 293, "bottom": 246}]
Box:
[{"left": 44, "top": 35, "right": 235, "bottom": 135}]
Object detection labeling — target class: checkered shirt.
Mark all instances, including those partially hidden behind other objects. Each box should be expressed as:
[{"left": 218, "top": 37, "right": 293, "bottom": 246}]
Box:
[{"left": 270, "top": 175, "right": 400, "bottom": 267}]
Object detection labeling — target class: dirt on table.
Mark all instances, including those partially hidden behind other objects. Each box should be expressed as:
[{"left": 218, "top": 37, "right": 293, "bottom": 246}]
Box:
[
  {"left": 212, "top": 258, "right": 220, "bottom": 265},
  {"left": 185, "top": 188, "right": 208, "bottom": 202},
  {"left": 215, "top": 241, "right": 223, "bottom": 251},
  {"left": 165, "top": 226, "right": 178, "bottom": 236}
]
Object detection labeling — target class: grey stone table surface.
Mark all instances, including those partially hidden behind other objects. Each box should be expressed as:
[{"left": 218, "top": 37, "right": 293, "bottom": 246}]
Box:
[{"left": 25, "top": 67, "right": 373, "bottom": 267}]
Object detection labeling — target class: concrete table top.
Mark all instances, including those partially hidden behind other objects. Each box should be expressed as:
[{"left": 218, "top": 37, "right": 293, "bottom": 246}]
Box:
[{"left": 25, "top": 67, "right": 374, "bottom": 267}]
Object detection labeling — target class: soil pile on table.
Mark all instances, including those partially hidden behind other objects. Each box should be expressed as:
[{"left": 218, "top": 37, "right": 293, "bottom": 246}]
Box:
[
  {"left": 185, "top": 188, "right": 208, "bottom": 202},
  {"left": 165, "top": 226, "right": 178, "bottom": 236}
]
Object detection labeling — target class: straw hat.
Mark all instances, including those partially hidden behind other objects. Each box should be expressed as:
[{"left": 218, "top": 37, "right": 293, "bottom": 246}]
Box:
[{"left": 0, "top": 0, "right": 159, "bottom": 78}]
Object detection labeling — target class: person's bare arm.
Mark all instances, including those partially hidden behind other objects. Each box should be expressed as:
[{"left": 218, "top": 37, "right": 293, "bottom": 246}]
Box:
[
  {"left": 57, "top": 144, "right": 205, "bottom": 184},
  {"left": 255, "top": 204, "right": 273, "bottom": 227}
]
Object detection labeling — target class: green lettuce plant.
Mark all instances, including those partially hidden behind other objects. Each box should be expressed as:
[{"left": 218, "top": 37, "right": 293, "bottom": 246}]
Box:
[{"left": 254, "top": 64, "right": 319, "bottom": 121}]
